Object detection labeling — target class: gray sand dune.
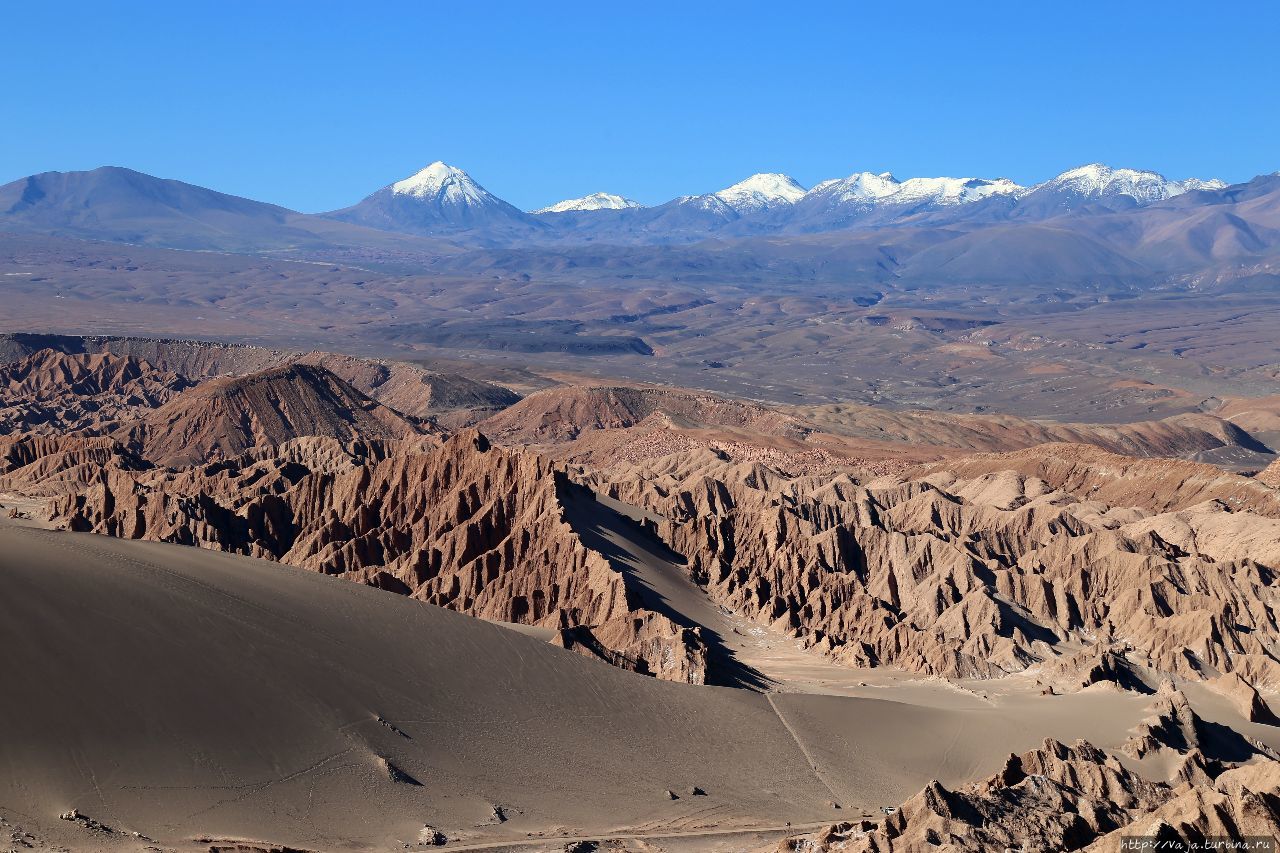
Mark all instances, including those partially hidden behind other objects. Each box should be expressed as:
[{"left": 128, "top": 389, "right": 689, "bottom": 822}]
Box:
[
  {"left": 0, "top": 523, "right": 942, "bottom": 851},
  {"left": 2, "top": 518, "right": 1262, "bottom": 851}
]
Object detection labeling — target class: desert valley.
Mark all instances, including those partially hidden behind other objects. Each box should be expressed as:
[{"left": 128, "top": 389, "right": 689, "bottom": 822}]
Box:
[
  {"left": 2, "top": 152, "right": 1280, "bottom": 852},
  {"left": 5, "top": 7, "right": 1280, "bottom": 846}
]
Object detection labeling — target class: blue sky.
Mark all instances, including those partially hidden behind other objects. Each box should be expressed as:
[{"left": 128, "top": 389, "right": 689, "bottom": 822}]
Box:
[{"left": 3, "top": 1, "right": 1277, "bottom": 212}]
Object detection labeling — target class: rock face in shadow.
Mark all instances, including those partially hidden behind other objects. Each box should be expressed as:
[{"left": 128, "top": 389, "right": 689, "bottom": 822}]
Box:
[
  {"left": 553, "top": 609, "right": 708, "bottom": 684},
  {"left": 596, "top": 445, "right": 1280, "bottom": 686},
  {"left": 46, "top": 430, "right": 709, "bottom": 684},
  {"left": 112, "top": 364, "right": 426, "bottom": 466},
  {"left": 290, "top": 350, "right": 520, "bottom": 420},
  {"left": 1122, "top": 687, "right": 1210, "bottom": 759},
  {"left": 1210, "top": 673, "right": 1279, "bottom": 724}
]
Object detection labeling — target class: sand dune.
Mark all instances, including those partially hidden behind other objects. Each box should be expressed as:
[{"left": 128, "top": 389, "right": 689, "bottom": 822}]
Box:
[{"left": 8, "top": 519, "right": 1262, "bottom": 852}]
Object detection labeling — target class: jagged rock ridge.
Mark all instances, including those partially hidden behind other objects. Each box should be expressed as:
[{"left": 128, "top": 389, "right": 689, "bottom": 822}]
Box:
[{"left": 45, "top": 430, "right": 708, "bottom": 684}]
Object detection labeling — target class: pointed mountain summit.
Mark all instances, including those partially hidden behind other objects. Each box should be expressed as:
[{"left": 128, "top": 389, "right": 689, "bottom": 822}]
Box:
[
  {"left": 326, "top": 161, "right": 540, "bottom": 237},
  {"left": 533, "top": 192, "right": 644, "bottom": 214}
]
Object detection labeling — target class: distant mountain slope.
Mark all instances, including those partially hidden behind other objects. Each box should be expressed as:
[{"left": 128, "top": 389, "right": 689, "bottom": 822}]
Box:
[
  {"left": 0, "top": 166, "right": 453, "bottom": 252},
  {"left": 3, "top": 163, "right": 1275, "bottom": 284}
]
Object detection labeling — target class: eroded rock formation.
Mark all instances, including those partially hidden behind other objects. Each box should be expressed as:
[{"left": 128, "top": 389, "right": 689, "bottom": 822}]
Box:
[
  {"left": 0, "top": 350, "right": 194, "bottom": 435},
  {"left": 594, "top": 446, "right": 1280, "bottom": 685},
  {"left": 779, "top": 738, "right": 1280, "bottom": 852},
  {"left": 48, "top": 430, "right": 709, "bottom": 683}
]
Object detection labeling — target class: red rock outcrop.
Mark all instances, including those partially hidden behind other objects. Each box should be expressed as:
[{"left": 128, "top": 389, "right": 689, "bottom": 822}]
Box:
[{"left": 0, "top": 434, "right": 149, "bottom": 497}]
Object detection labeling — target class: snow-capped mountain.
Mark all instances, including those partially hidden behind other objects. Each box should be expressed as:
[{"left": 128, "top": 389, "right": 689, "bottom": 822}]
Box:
[
  {"left": 805, "top": 172, "right": 903, "bottom": 205},
  {"left": 321, "top": 159, "right": 1235, "bottom": 241},
  {"left": 806, "top": 172, "right": 1022, "bottom": 208},
  {"left": 1021, "top": 164, "right": 1224, "bottom": 204},
  {"left": 712, "top": 173, "right": 807, "bottom": 213},
  {"left": 390, "top": 162, "right": 503, "bottom": 208},
  {"left": 666, "top": 173, "right": 808, "bottom": 219},
  {"left": 533, "top": 192, "right": 643, "bottom": 214},
  {"left": 326, "top": 162, "right": 539, "bottom": 236}
]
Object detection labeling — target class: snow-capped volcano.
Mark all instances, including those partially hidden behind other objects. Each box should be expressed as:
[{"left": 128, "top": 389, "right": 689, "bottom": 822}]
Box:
[
  {"left": 533, "top": 192, "right": 643, "bottom": 214},
  {"left": 391, "top": 162, "right": 506, "bottom": 208},
  {"left": 327, "top": 161, "right": 538, "bottom": 236},
  {"left": 712, "top": 173, "right": 807, "bottom": 213},
  {"left": 1022, "top": 164, "right": 1225, "bottom": 204}
]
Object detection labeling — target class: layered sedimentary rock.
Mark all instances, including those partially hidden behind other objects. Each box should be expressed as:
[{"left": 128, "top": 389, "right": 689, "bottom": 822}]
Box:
[
  {"left": 0, "top": 349, "right": 193, "bottom": 435},
  {"left": 113, "top": 364, "right": 425, "bottom": 466},
  {"left": 595, "top": 446, "right": 1280, "bottom": 685},
  {"left": 48, "top": 430, "right": 708, "bottom": 683},
  {"left": 479, "top": 385, "right": 810, "bottom": 445}
]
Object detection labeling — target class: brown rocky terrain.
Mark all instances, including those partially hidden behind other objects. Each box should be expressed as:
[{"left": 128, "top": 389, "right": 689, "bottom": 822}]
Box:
[
  {"left": 111, "top": 363, "right": 428, "bottom": 466},
  {"left": 590, "top": 444, "right": 1280, "bottom": 686},
  {"left": 0, "top": 434, "right": 150, "bottom": 497},
  {"left": 291, "top": 350, "right": 520, "bottom": 421},
  {"left": 0, "top": 349, "right": 194, "bottom": 435},
  {"left": 477, "top": 384, "right": 1276, "bottom": 482},
  {"left": 804, "top": 402, "right": 1273, "bottom": 461},
  {"left": 0, "top": 334, "right": 522, "bottom": 423},
  {"left": 778, "top": 739, "right": 1280, "bottom": 852},
  {"left": 918, "top": 442, "right": 1280, "bottom": 516},
  {"left": 1, "top": 333, "right": 1278, "bottom": 850}
]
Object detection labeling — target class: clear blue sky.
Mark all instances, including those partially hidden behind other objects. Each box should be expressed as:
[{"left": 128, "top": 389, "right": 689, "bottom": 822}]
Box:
[{"left": 4, "top": 1, "right": 1277, "bottom": 212}]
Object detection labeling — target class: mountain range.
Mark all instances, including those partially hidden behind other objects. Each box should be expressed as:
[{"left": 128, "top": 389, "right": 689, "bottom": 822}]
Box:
[
  {"left": 318, "top": 160, "right": 1235, "bottom": 241},
  {"left": 1, "top": 161, "right": 1278, "bottom": 291}
]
